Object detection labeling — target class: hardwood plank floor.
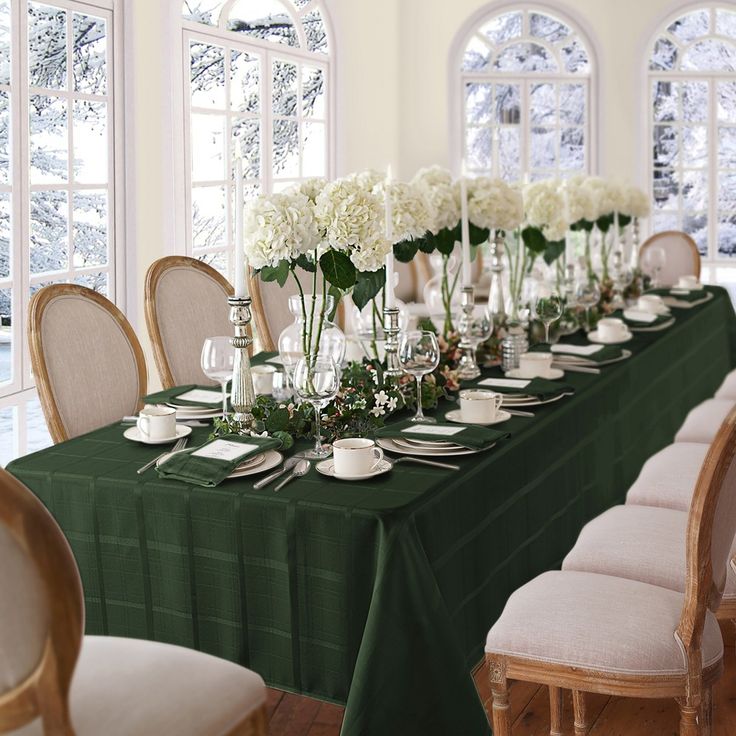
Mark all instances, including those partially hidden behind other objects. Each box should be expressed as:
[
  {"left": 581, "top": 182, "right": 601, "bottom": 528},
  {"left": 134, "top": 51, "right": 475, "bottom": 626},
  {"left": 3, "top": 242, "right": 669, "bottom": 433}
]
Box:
[{"left": 267, "top": 632, "right": 736, "bottom": 735}]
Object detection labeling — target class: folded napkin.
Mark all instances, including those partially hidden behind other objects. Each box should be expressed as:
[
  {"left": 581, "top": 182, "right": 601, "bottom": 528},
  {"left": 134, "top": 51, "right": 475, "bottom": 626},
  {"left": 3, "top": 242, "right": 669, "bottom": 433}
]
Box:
[
  {"left": 143, "top": 385, "right": 223, "bottom": 408},
  {"left": 530, "top": 342, "right": 622, "bottom": 364},
  {"left": 649, "top": 288, "right": 708, "bottom": 303},
  {"left": 615, "top": 309, "right": 671, "bottom": 327},
  {"left": 155, "top": 434, "right": 282, "bottom": 487},
  {"left": 476, "top": 375, "right": 575, "bottom": 401},
  {"left": 375, "top": 420, "right": 508, "bottom": 450}
]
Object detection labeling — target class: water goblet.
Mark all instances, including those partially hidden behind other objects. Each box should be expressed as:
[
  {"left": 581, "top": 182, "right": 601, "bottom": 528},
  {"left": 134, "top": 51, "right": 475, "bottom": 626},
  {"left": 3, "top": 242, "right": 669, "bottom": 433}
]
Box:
[
  {"left": 574, "top": 278, "right": 601, "bottom": 333},
  {"left": 534, "top": 290, "right": 563, "bottom": 344},
  {"left": 399, "top": 331, "right": 440, "bottom": 424},
  {"left": 293, "top": 357, "right": 340, "bottom": 459},
  {"left": 643, "top": 246, "right": 667, "bottom": 288},
  {"left": 201, "top": 336, "right": 235, "bottom": 419}
]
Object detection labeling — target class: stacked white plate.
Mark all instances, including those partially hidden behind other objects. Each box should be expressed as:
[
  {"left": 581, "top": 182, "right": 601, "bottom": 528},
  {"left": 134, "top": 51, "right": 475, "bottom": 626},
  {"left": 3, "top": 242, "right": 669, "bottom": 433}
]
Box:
[
  {"left": 552, "top": 348, "right": 632, "bottom": 367},
  {"left": 498, "top": 393, "right": 569, "bottom": 408},
  {"left": 376, "top": 436, "right": 488, "bottom": 457},
  {"left": 156, "top": 448, "right": 283, "bottom": 479}
]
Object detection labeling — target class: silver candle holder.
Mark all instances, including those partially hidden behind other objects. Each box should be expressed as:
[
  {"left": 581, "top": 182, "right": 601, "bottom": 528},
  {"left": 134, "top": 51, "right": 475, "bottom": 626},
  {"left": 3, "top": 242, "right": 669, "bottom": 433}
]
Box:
[
  {"left": 488, "top": 231, "right": 507, "bottom": 325},
  {"left": 228, "top": 296, "right": 256, "bottom": 428},
  {"left": 457, "top": 285, "right": 481, "bottom": 380},
  {"left": 383, "top": 306, "right": 402, "bottom": 380}
]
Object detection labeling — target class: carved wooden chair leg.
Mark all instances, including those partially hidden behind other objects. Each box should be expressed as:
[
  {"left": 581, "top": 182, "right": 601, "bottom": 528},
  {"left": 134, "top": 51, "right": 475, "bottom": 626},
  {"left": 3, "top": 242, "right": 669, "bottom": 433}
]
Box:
[
  {"left": 732, "top": 619, "right": 736, "bottom": 656},
  {"left": 572, "top": 690, "right": 589, "bottom": 736},
  {"left": 701, "top": 686, "right": 713, "bottom": 736},
  {"left": 549, "top": 686, "right": 563, "bottom": 736},
  {"left": 677, "top": 696, "right": 700, "bottom": 736},
  {"left": 488, "top": 656, "right": 511, "bottom": 736}
]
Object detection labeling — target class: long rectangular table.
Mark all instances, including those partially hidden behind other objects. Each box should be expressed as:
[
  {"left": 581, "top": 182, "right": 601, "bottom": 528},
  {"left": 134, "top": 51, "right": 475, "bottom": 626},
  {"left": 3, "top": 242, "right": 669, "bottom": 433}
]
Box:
[{"left": 8, "top": 287, "right": 736, "bottom": 736}]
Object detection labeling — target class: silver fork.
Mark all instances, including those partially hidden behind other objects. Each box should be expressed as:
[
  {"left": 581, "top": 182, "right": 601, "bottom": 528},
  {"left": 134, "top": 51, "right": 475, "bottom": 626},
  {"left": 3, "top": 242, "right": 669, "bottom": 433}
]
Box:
[{"left": 137, "top": 437, "right": 188, "bottom": 475}]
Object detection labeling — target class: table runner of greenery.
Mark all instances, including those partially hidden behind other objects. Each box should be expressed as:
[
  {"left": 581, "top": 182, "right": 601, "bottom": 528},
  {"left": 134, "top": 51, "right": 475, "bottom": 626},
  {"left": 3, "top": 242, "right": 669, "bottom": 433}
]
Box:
[{"left": 8, "top": 287, "right": 736, "bottom": 736}]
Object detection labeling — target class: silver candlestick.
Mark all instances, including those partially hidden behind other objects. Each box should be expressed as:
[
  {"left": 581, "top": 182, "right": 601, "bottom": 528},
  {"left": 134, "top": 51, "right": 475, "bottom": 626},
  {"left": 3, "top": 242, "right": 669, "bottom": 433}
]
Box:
[
  {"left": 383, "top": 306, "right": 402, "bottom": 380},
  {"left": 228, "top": 296, "right": 256, "bottom": 427},
  {"left": 488, "top": 231, "right": 507, "bottom": 325},
  {"left": 457, "top": 285, "right": 480, "bottom": 380},
  {"left": 631, "top": 217, "right": 641, "bottom": 271}
]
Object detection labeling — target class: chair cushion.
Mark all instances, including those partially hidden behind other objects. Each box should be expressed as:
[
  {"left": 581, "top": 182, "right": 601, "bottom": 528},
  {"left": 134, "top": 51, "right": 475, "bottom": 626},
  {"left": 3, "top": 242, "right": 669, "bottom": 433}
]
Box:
[
  {"left": 626, "top": 443, "right": 709, "bottom": 512},
  {"left": 675, "top": 399, "right": 735, "bottom": 444},
  {"left": 562, "top": 505, "right": 736, "bottom": 604},
  {"left": 486, "top": 571, "right": 723, "bottom": 677},
  {"left": 13, "top": 636, "right": 265, "bottom": 736},
  {"left": 715, "top": 369, "right": 736, "bottom": 400}
]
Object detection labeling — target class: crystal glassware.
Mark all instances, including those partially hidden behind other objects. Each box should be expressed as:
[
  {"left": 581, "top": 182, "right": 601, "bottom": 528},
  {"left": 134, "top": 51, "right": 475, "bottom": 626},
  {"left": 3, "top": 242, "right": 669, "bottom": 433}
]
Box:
[
  {"left": 533, "top": 290, "right": 563, "bottom": 344},
  {"left": 399, "top": 330, "right": 440, "bottom": 424},
  {"left": 642, "top": 246, "right": 666, "bottom": 288},
  {"left": 293, "top": 356, "right": 340, "bottom": 459},
  {"left": 201, "top": 336, "right": 236, "bottom": 419},
  {"left": 574, "top": 277, "right": 601, "bottom": 333}
]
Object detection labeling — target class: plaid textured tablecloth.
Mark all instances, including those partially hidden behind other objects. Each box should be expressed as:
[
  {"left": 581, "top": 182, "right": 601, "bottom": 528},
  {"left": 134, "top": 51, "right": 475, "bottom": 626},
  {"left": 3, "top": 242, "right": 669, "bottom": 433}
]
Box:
[{"left": 8, "top": 287, "right": 736, "bottom": 736}]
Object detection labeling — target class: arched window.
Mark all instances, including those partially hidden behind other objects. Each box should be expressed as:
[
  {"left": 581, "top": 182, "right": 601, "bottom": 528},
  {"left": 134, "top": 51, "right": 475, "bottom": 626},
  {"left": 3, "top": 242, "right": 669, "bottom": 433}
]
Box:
[
  {"left": 181, "top": 0, "right": 332, "bottom": 273},
  {"left": 648, "top": 5, "right": 736, "bottom": 261},
  {"left": 457, "top": 6, "right": 594, "bottom": 181}
]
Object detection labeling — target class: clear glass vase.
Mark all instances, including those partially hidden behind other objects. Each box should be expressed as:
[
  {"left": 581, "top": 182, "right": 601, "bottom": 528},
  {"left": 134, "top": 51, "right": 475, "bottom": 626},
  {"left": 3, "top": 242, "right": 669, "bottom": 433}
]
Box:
[
  {"left": 352, "top": 297, "right": 409, "bottom": 362},
  {"left": 278, "top": 294, "right": 346, "bottom": 376}
]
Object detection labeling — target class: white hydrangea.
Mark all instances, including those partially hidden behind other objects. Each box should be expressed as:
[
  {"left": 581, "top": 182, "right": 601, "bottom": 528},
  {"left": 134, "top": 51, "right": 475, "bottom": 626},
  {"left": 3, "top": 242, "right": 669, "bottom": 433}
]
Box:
[
  {"left": 585, "top": 177, "right": 628, "bottom": 217},
  {"left": 563, "top": 175, "right": 599, "bottom": 223},
  {"left": 623, "top": 185, "right": 651, "bottom": 219},
  {"left": 243, "top": 191, "right": 320, "bottom": 270},
  {"left": 348, "top": 169, "right": 385, "bottom": 190},
  {"left": 467, "top": 176, "right": 524, "bottom": 232},
  {"left": 315, "top": 176, "right": 389, "bottom": 272},
  {"left": 292, "top": 177, "right": 327, "bottom": 204},
  {"left": 523, "top": 179, "right": 568, "bottom": 242},
  {"left": 374, "top": 180, "right": 433, "bottom": 243},
  {"left": 411, "top": 166, "right": 461, "bottom": 234}
]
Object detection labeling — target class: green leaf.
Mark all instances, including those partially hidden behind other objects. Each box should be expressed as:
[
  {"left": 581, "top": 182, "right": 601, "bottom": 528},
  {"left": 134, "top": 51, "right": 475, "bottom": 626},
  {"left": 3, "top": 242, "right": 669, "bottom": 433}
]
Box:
[
  {"left": 418, "top": 236, "right": 436, "bottom": 254},
  {"left": 272, "top": 430, "right": 294, "bottom": 451},
  {"left": 265, "top": 407, "right": 290, "bottom": 432},
  {"left": 295, "top": 253, "right": 317, "bottom": 272},
  {"left": 597, "top": 214, "right": 614, "bottom": 233},
  {"left": 571, "top": 219, "right": 594, "bottom": 233},
  {"left": 543, "top": 240, "right": 566, "bottom": 265},
  {"left": 394, "top": 240, "right": 419, "bottom": 263},
  {"left": 618, "top": 213, "right": 632, "bottom": 228},
  {"left": 352, "top": 268, "right": 386, "bottom": 310},
  {"left": 469, "top": 223, "right": 490, "bottom": 246},
  {"left": 327, "top": 284, "right": 343, "bottom": 320},
  {"left": 319, "top": 249, "right": 357, "bottom": 289},
  {"left": 521, "top": 226, "right": 546, "bottom": 254},
  {"left": 260, "top": 259, "right": 290, "bottom": 287},
  {"left": 433, "top": 225, "right": 459, "bottom": 255}
]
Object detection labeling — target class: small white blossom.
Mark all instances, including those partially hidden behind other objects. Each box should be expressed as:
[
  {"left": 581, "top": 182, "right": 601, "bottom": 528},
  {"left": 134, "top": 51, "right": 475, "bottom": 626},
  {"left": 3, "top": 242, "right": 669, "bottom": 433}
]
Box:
[
  {"left": 374, "top": 390, "right": 389, "bottom": 405},
  {"left": 387, "top": 396, "right": 398, "bottom": 411},
  {"left": 370, "top": 405, "right": 386, "bottom": 417}
]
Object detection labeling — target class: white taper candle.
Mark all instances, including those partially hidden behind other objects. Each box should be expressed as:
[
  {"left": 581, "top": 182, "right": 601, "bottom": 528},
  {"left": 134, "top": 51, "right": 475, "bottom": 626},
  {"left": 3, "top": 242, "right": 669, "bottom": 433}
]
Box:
[
  {"left": 234, "top": 158, "right": 248, "bottom": 298},
  {"left": 384, "top": 165, "right": 396, "bottom": 309}
]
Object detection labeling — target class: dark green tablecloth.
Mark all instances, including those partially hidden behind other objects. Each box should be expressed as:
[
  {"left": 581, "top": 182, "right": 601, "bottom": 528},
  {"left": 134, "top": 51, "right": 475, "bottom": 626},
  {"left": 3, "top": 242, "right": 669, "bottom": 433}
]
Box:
[{"left": 7, "top": 287, "right": 736, "bottom": 736}]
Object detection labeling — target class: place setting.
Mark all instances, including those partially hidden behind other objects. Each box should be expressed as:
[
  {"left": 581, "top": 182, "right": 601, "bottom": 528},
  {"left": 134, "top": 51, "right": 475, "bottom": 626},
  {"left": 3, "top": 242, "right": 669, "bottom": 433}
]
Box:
[
  {"left": 648, "top": 275, "right": 714, "bottom": 309},
  {"left": 614, "top": 294, "right": 675, "bottom": 333}
]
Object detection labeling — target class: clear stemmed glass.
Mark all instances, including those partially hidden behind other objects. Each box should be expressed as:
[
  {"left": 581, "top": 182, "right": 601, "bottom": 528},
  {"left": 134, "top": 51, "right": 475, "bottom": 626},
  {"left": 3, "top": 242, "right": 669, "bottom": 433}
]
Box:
[
  {"left": 574, "top": 278, "right": 601, "bottom": 333},
  {"left": 643, "top": 246, "right": 667, "bottom": 288},
  {"left": 533, "top": 290, "right": 563, "bottom": 344},
  {"left": 399, "top": 330, "right": 440, "bottom": 424},
  {"left": 201, "top": 337, "right": 235, "bottom": 418},
  {"left": 293, "top": 357, "right": 340, "bottom": 459}
]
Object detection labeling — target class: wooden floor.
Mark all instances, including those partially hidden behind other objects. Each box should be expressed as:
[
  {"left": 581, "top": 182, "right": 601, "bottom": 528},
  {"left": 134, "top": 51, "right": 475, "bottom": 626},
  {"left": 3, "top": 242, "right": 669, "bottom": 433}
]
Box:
[{"left": 266, "top": 627, "right": 736, "bottom": 735}]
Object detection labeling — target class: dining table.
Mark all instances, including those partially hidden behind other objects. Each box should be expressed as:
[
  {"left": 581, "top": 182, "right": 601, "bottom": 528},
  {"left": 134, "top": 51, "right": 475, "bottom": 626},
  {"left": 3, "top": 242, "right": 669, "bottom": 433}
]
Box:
[{"left": 7, "top": 286, "right": 736, "bottom": 736}]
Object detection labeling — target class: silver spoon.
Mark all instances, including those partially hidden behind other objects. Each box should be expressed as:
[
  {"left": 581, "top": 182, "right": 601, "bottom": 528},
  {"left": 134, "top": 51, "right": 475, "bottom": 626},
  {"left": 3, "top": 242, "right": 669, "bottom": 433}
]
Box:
[
  {"left": 253, "top": 456, "right": 301, "bottom": 490},
  {"left": 274, "top": 459, "right": 310, "bottom": 492}
]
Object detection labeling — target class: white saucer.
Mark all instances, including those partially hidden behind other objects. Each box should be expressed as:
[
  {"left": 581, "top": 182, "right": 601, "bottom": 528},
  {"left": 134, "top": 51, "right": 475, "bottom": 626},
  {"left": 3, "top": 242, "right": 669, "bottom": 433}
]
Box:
[
  {"left": 156, "top": 448, "right": 283, "bottom": 479},
  {"left": 172, "top": 408, "right": 222, "bottom": 420},
  {"left": 124, "top": 425, "right": 192, "bottom": 445},
  {"left": 506, "top": 368, "right": 565, "bottom": 381},
  {"left": 588, "top": 330, "right": 633, "bottom": 345},
  {"left": 316, "top": 458, "right": 392, "bottom": 481},
  {"left": 445, "top": 409, "right": 511, "bottom": 426},
  {"left": 377, "top": 437, "right": 482, "bottom": 457}
]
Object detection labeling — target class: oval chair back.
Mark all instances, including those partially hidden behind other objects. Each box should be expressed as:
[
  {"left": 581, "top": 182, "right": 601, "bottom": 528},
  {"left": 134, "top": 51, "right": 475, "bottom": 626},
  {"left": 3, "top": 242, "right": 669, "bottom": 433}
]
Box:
[{"left": 640, "top": 230, "right": 701, "bottom": 287}]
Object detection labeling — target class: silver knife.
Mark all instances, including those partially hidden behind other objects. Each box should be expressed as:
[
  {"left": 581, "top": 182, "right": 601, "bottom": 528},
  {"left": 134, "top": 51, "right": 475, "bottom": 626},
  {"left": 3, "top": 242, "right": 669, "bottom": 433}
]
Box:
[
  {"left": 552, "top": 362, "right": 600, "bottom": 375},
  {"left": 253, "top": 456, "right": 300, "bottom": 490}
]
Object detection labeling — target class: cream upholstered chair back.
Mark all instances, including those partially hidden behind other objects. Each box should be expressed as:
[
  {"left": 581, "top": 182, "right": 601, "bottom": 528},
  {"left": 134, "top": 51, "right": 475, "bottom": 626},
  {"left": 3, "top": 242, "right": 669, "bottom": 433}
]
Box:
[
  {"left": 640, "top": 230, "right": 701, "bottom": 287},
  {"left": 145, "top": 256, "right": 234, "bottom": 388},
  {"left": 0, "top": 468, "right": 84, "bottom": 733},
  {"left": 28, "top": 284, "right": 147, "bottom": 444}
]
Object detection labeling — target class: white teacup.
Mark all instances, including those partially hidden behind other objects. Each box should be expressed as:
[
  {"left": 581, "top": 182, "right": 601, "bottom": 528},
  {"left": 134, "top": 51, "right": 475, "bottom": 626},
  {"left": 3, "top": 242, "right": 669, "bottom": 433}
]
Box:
[
  {"left": 597, "top": 317, "right": 628, "bottom": 342},
  {"left": 518, "top": 352, "right": 554, "bottom": 378},
  {"left": 677, "top": 275, "right": 699, "bottom": 289},
  {"left": 137, "top": 405, "right": 176, "bottom": 441},
  {"left": 332, "top": 438, "right": 384, "bottom": 477},
  {"left": 637, "top": 294, "right": 665, "bottom": 314},
  {"left": 252, "top": 364, "right": 277, "bottom": 395},
  {"left": 459, "top": 389, "right": 503, "bottom": 423}
]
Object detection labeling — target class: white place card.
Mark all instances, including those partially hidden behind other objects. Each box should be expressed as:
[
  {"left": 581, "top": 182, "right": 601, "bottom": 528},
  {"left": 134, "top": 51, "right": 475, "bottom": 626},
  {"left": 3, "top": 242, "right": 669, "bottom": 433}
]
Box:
[
  {"left": 402, "top": 425, "right": 464, "bottom": 437},
  {"left": 623, "top": 309, "right": 657, "bottom": 324},
  {"left": 550, "top": 344, "right": 603, "bottom": 357},
  {"left": 192, "top": 440, "right": 258, "bottom": 462},
  {"left": 478, "top": 378, "right": 531, "bottom": 389},
  {"left": 175, "top": 389, "right": 222, "bottom": 405}
]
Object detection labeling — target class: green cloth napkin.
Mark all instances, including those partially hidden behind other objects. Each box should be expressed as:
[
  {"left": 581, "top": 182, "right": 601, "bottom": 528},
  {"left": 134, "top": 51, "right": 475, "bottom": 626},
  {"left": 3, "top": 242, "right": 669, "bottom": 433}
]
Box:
[
  {"left": 155, "top": 434, "right": 282, "bottom": 487},
  {"left": 611, "top": 309, "right": 672, "bottom": 328},
  {"left": 375, "top": 419, "right": 508, "bottom": 450},
  {"left": 530, "top": 342, "right": 623, "bottom": 364},
  {"left": 649, "top": 288, "right": 709, "bottom": 303},
  {"left": 474, "top": 375, "right": 575, "bottom": 401},
  {"left": 143, "top": 385, "right": 223, "bottom": 408}
]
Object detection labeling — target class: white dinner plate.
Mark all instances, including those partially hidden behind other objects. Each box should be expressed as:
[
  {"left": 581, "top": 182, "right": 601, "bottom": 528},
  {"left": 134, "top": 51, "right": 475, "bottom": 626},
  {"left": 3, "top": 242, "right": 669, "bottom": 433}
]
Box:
[
  {"left": 124, "top": 425, "right": 192, "bottom": 445},
  {"left": 399, "top": 437, "right": 456, "bottom": 448},
  {"left": 445, "top": 409, "right": 512, "bottom": 427},
  {"left": 505, "top": 368, "right": 565, "bottom": 381},
  {"left": 661, "top": 291, "right": 713, "bottom": 309},
  {"left": 629, "top": 317, "right": 675, "bottom": 333},
  {"left": 499, "top": 392, "right": 569, "bottom": 408},
  {"left": 552, "top": 349, "right": 632, "bottom": 367},
  {"left": 588, "top": 330, "right": 633, "bottom": 345},
  {"left": 156, "top": 448, "right": 283, "bottom": 479},
  {"left": 172, "top": 408, "right": 222, "bottom": 420},
  {"left": 390, "top": 437, "right": 466, "bottom": 454},
  {"left": 377, "top": 437, "right": 483, "bottom": 457},
  {"left": 316, "top": 458, "right": 392, "bottom": 481},
  {"left": 166, "top": 403, "right": 219, "bottom": 413}
]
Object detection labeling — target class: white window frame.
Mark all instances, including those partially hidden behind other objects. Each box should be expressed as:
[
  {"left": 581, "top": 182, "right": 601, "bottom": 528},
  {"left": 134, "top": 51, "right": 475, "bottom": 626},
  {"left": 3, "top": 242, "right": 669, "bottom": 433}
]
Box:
[
  {"left": 449, "top": 1, "right": 598, "bottom": 179},
  {"left": 178, "top": 1, "right": 335, "bottom": 278}
]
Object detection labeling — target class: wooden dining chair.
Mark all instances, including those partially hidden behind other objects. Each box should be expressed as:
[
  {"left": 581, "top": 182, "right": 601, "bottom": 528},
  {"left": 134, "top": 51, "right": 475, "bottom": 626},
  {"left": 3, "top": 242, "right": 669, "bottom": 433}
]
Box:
[
  {"left": 640, "top": 230, "right": 701, "bottom": 286},
  {"left": 486, "top": 406, "right": 736, "bottom": 735},
  {"left": 28, "top": 284, "right": 147, "bottom": 444},
  {"left": 145, "top": 256, "right": 234, "bottom": 388},
  {"left": 675, "top": 398, "right": 736, "bottom": 445},
  {"left": 715, "top": 369, "right": 736, "bottom": 400},
  {"left": 0, "top": 466, "right": 268, "bottom": 736}
]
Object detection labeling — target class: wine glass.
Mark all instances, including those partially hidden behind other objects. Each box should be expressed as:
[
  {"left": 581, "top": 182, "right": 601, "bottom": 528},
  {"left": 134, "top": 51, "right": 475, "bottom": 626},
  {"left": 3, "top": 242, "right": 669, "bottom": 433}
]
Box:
[
  {"left": 533, "top": 289, "right": 563, "bottom": 345},
  {"left": 293, "top": 357, "right": 340, "bottom": 459},
  {"left": 201, "top": 337, "right": 235, "bottom": 418},
  {"left": 399, "top": 331, "right": 440, "bottom": 424},
  {"left": 574, "top": 277, "right": 601, "bottom": 333},
  {"left": 643, "top": 246, "right": 667, "bottom": 288}
]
